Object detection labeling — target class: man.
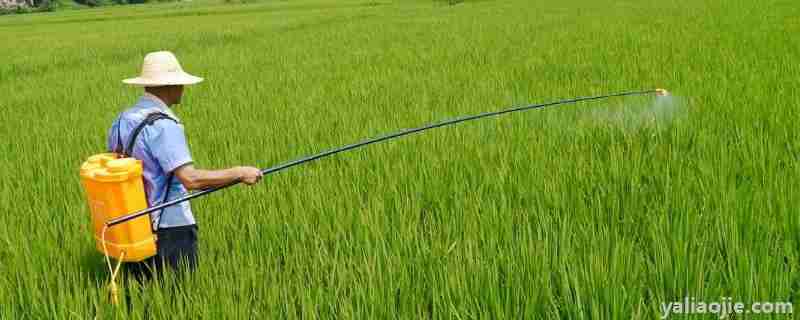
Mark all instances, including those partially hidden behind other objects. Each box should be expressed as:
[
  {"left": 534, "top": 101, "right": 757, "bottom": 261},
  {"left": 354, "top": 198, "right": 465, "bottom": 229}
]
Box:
[{"left": 109, "top": 51, "right": 263, "bottom": 279}]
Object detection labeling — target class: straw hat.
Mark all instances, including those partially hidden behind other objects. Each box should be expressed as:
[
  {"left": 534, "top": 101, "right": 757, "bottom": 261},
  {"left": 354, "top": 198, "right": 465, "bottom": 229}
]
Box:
[{"left": 123, "top": 51, "right": 204, "bottom": 87}]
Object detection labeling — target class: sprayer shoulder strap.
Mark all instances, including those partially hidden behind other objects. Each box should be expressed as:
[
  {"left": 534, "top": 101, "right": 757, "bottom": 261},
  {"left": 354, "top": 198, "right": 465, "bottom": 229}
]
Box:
[
  {"left": 154, "top": 174, "right": 176, "bottom": 231},
  {"left": 115, "top": 112, "right": 179, "bottom": 232},
  {"left": 116, "top": 112, "right": 178, "bottom": 158}
]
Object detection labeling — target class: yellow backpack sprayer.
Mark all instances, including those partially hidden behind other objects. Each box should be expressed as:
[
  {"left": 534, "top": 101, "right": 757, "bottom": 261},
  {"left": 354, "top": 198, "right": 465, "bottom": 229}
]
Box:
[
  {"left": 81, "top": 89, "right": 669, "bottom": 304},
  {"left": 80, "top": 112, "right": 177, "bottom": 303}
]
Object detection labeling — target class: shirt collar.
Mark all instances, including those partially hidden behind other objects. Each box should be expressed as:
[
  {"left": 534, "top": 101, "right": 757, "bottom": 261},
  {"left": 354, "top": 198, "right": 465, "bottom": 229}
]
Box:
[
  {"left": 139, "top": 92, "right": 181, "bottom": 122},
  {"left": 142, "top": 92, "right": 169, "bottom": 110}
]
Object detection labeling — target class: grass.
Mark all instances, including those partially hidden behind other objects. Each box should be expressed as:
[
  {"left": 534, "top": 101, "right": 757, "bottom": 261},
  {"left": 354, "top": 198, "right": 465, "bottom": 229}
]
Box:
[{"left": 1, "top": 0, "right": 799, "bottom": 318}]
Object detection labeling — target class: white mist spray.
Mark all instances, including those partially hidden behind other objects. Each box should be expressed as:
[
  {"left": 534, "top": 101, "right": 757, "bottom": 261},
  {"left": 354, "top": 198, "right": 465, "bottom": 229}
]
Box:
[{"left": 582, "top": 89, "right": 685, "bottom": 131}]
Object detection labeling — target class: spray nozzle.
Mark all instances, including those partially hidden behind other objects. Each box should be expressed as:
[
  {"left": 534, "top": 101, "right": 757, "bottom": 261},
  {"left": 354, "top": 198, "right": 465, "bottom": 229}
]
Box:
[{"left": 655, "top": 88, "right": 670, "bottom": 97}]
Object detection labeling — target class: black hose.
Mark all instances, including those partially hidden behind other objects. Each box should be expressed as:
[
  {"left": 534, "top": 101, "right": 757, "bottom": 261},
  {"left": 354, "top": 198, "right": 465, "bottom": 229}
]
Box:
[{"left": 106, "top": 89, "right": 658, "bottom": 227}]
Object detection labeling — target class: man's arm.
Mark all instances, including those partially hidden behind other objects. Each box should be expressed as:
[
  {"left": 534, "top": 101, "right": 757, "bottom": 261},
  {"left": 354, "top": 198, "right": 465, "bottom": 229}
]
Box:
[
  {"left": 146, "top": 120, "right": 263, "bottom": 191},
  {"left": 174, "top": 164, "right": 262, "bottom": 191}
]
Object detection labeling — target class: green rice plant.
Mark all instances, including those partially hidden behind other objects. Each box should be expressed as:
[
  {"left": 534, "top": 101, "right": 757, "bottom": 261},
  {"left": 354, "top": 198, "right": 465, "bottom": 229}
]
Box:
[{"left": 0, "top": 0, "right": 798, "bottom": 318}]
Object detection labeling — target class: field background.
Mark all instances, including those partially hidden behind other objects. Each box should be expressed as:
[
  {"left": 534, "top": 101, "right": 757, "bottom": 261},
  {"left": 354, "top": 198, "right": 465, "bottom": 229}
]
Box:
[{"left": 1, "top": 0, "right": 799, "bottom": 318}]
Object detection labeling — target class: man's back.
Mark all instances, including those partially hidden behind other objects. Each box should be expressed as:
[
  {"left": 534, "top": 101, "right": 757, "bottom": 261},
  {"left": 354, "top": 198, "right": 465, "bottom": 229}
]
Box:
[{"left": 107, "top": 93, "right": 196, "bottom": 230}]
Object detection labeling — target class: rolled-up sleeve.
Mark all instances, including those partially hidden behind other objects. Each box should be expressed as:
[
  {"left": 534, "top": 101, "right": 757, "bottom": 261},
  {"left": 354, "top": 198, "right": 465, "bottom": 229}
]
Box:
[{"left": 147, "top": 121, "right": 194, "bottom": 174}]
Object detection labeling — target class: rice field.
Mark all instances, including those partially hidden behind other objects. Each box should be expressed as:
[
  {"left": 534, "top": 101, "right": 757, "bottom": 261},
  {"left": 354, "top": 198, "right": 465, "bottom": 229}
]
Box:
[{"left": 1, "top": 0, "right": 799, "bottom": 318}]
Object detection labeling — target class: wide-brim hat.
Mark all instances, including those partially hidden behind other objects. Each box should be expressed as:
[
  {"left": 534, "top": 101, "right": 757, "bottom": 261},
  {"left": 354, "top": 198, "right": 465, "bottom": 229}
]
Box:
[{"left": 123, "top": 51, "right": 204, "bottom": 87}]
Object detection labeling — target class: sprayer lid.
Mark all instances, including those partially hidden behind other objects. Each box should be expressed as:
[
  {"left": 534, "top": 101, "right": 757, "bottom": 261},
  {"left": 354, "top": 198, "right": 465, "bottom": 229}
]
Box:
[
  {"left": 106, "top": 158, "right": 138, "bottom": 173},
  {"left": 80, "top": 154, "right": 143, "bottom": 182},
  {"left": 86, "top": 153, "right": 118, "bottom": 165}
]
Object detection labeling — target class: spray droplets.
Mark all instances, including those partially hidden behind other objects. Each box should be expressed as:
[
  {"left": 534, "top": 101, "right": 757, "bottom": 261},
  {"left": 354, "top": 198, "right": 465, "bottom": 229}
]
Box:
[{"left": 582, "top": 94, "right": 686, "bottom": 131}]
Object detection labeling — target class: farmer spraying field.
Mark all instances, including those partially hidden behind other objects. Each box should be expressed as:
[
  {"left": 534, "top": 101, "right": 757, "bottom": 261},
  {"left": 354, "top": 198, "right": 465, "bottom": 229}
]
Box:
[
  {"left": 81, "top": 51, "right": 669, "bottom": 306},
  {"left": 103, "top": 51, "right": 263, "bottom": 282}
]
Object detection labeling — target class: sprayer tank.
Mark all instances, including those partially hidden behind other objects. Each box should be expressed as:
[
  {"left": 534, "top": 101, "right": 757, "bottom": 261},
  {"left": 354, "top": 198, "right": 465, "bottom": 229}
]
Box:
[{"left": 80, "top": 153, "right": 157, "bottom": 262}]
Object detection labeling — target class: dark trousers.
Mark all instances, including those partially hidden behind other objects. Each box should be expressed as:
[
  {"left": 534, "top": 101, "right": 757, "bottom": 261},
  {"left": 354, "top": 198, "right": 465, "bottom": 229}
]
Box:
[{"left": 126, "top": 224, "right": 199, "bottom": 282}]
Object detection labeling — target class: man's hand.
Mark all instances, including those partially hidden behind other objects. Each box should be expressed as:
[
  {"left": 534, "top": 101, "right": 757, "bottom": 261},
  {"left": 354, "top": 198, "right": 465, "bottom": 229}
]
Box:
[{"left": 236, "top": 166, "right": 263, "bottom": 185}]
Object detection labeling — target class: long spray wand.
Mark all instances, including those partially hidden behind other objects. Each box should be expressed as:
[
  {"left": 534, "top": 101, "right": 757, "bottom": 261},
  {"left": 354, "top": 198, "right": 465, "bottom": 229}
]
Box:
[{"left": 105, "top": 88, "right": 669, "bottom": 228}]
